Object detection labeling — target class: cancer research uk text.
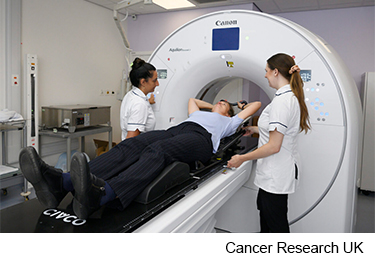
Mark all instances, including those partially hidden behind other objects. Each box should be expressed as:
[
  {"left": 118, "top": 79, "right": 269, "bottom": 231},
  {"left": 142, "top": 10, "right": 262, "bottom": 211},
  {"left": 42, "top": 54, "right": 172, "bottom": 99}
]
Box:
[{"left": 225, "top": 241, "right": 364, "bottom": 254}]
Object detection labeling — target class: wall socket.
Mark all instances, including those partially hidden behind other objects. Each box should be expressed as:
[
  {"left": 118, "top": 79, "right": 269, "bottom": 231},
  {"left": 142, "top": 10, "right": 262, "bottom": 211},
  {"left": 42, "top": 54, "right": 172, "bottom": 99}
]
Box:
[
  {"left": 12, "top": 74, "right": 19, "bottom": 86},
  {"left": 100, "top": 89, "right": 116, "bottom": 96}
]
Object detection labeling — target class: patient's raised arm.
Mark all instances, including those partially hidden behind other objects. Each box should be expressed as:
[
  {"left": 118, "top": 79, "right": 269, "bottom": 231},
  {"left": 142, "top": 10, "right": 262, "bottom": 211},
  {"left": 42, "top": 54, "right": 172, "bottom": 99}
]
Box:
[
  {"left": 237, "top": 101, "right": 261, "bottom": 120},
  {"left": 188, "top": 98, "right": 214, "bottom": 115}
]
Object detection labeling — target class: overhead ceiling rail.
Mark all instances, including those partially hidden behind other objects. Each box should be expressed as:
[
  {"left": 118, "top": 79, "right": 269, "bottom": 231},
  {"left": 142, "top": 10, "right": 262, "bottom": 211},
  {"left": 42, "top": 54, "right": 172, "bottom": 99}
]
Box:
[{"left": 113, "top": 0, "right": 153, "bottom": 49}]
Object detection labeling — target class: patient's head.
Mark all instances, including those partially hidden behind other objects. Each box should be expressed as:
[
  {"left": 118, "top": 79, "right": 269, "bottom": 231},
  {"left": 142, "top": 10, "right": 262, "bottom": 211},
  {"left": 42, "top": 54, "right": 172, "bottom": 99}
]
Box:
[{"left": 212, "top": 100, "right": 234, "bottom": 117}]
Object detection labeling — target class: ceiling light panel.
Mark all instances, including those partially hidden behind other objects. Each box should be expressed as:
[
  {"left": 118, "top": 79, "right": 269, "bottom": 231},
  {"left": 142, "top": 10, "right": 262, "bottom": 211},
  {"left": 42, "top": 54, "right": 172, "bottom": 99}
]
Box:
[{"left": 153, "top": 0, "right": 196, "bottom": 9}]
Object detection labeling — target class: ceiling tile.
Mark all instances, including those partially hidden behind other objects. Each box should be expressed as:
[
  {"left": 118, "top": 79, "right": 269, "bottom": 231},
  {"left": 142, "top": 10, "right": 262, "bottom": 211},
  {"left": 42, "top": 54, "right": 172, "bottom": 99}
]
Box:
[
  {"left": 84, "top": 0, "right": 375, "bottom": 15},
  {"left": 127, "top": 4, "right": 167, "bottom": 15},
  {"left": 274, "top": 0, "right": 319, "bottom": 12},
  {"left": 252, "top": 0, "right": 281, "bottom": 13},
  {"left": 318, "top": 0, "right": 368, "bottom": 9}
]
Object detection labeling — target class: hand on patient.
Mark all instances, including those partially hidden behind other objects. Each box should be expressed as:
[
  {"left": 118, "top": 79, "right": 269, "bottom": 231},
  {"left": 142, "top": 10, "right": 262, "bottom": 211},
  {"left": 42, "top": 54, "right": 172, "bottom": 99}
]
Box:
[
  {"left": 243, "top": 126, "right": 259, "bottom": 137},
  {"left": 226, "top": 154, "right": 245, "bottom": 169}
]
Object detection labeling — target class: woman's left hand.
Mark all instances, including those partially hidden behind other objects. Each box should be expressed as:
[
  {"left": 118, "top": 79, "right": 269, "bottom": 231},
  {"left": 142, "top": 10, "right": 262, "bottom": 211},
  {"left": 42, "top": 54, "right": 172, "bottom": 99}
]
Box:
[
  {"left": 227, "top": 154, "right": 245, "bottom": 169},
  {"left": 149, "top": 94, "right": 155, "bottom": 104}
]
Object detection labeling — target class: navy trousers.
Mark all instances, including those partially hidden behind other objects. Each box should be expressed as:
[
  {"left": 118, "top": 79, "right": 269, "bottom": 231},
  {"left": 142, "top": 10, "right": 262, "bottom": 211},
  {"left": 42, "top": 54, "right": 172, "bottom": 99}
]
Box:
[
  {"left": 256, "top": 188, "right": 290, "bottom": 233},
  {"left": 88, "top": 122, "right": 213, "bottom": 209}
]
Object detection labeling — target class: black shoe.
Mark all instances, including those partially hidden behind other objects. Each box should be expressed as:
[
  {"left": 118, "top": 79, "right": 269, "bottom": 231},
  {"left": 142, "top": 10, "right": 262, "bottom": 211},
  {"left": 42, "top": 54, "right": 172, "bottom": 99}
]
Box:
[
  {"left": 70, "top": 152, "right": 106, "bottom": 219},
  {"left": 19, "top": 146, "right": 67, "bottom": 208}
]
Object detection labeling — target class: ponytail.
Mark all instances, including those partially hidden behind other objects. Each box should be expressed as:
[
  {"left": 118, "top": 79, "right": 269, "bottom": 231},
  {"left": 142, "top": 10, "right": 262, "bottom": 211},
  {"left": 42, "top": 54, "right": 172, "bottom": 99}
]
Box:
[
  {"left": 267, "top": 53, "right": 311, "bottom": 133},
  {"left": 290, "top": 70, "right": 311, "bottom": 133}
]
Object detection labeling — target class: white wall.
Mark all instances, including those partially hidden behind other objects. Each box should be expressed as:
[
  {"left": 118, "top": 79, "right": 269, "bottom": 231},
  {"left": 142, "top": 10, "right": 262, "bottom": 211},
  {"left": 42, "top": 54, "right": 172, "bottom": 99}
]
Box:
[
  {"left": 1, "top": 0, "right": 23, "bottom": 165},
  {"left": 1, "top": 0, "right": 22, "bottom": 113},
  {"left": 22, "top": 0, "right": 127, "bottom": 159},
  {"left": 0, "top": 0, "right": 6, "bottom": 110}
]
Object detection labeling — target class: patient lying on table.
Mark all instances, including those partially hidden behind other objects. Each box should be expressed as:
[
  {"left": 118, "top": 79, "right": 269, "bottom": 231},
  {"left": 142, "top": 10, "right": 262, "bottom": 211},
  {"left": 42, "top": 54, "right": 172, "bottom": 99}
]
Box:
[{"left": 19, "top": 98, "right": 261, "bottom": 219}]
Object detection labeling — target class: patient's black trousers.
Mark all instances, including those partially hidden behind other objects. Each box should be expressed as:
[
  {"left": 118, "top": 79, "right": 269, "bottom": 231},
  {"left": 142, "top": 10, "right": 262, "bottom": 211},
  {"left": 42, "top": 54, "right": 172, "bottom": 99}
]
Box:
[{"left": 88, "top": 122, "right": 213, "bottom": 209}]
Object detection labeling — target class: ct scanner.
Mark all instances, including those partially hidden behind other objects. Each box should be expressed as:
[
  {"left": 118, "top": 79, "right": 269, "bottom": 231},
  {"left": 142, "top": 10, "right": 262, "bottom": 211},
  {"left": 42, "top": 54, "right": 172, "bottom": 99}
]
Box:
[
  {"left": 134, "top": 10, "right": 362, "bottom": 233},
  {"left": 0, "top": 10, "right": 362, "bottom": 233}
]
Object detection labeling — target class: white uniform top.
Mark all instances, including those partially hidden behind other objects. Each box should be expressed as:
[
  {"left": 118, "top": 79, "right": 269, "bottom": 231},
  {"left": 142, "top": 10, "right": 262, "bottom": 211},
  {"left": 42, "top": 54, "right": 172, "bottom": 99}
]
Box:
[
  {"left": 254, "top": 84, "right": 301, "bottom": 194},
  {"left": 120, "top": 87, "right": 156, "bottom": 140}
]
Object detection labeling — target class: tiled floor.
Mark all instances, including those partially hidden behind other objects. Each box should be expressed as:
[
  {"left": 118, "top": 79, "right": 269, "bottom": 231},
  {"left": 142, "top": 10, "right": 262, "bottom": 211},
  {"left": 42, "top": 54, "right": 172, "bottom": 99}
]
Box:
[
  {"left": 355, "top": 190, "right": 375, "bottom": 233},
  {"left": 1, "top": 183, "right": 374, "bottom": 232}
]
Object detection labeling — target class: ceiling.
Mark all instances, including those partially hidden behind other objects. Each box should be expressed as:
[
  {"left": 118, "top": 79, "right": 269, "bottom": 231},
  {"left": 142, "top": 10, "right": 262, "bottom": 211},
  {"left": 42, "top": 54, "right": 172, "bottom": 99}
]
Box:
[{"left": 85, "top": 0, "right": 375, "bottom": 15}]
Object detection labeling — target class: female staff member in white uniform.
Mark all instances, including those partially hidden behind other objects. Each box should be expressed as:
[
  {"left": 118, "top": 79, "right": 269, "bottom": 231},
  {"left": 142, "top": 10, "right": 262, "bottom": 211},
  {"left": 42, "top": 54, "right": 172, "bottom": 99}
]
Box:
[
  {"left": 227, "top": 53, "right": 311, "bottom": 233},
  {"left": 120, "top": 58, "right": 158, "bottom": 140}
]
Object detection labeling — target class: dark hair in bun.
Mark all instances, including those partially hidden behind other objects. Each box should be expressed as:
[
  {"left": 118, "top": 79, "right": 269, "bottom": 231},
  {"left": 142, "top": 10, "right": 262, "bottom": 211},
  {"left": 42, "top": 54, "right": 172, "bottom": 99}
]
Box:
[{"left": 129, "top": 57, "right": 156, "bottom": 88}]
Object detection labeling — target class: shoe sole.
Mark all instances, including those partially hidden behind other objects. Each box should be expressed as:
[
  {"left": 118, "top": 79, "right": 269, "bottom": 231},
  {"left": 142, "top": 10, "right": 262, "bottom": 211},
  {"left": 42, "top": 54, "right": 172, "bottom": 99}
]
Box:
[
  {"left": 71, "top": 152, "right": 90, "bottom": 219},
  {"left": 19, "top": 147, "right": 59, "bottom": 208}
]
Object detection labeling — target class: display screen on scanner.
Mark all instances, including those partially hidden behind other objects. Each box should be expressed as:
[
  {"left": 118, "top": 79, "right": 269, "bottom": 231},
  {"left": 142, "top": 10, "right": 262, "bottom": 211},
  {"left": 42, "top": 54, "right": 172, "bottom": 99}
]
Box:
[{"left": 212, "top": 27, "right": 240, "bottom": 51}]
